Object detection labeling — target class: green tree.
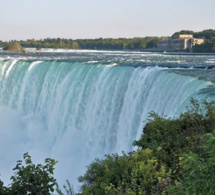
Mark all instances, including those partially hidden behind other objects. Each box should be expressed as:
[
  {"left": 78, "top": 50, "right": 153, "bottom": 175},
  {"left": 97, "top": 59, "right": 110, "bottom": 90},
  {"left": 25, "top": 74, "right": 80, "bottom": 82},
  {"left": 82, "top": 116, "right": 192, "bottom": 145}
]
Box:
[
  {"left": 180, "top": 130, "right": 215, "bottom": 194},
  {"left": 71, "top": 42, "right": 80, "bottom": 49},
  {"left": 133, "top": 99, "right": 215, "bottom": 169},
  {"left": 146, "top": 39, "right": 158, "bottom": 48},
  {"left": 171, "top": 30, "right": 195, "bottom": 38},
  {"left": 3, "top": 42, "right": 25, "bottom": 52},
  {"left": 194, "top": 29, "right": 215, "bottom": 39},
  {"left": 0, "top": 153, "right": 58, "bottom": 195},
  {"left": 78, "top": 150, "right": 171, "bottom": 195},
  {"left": 78, "top": 99, "right": 215, "bottom": 194}
]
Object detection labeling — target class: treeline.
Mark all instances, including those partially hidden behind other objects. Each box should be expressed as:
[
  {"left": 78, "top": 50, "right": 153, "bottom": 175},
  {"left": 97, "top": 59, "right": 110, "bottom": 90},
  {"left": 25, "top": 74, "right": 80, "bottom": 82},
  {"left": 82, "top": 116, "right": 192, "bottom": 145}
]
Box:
[
  {"left": 1, "top": 29, "right": 215, "bottom": 52},
  {"left": 193, "top": 38, "right": 215, "bottom": 53},
  {"left": 172, "top": 29, "right": 215, "bottom": 39},
  {"left": 172, "top": 29, "right": 215, "bottom": 53},
  {"left": 0, "top": 37, "right": 166, "bottom": 50}
]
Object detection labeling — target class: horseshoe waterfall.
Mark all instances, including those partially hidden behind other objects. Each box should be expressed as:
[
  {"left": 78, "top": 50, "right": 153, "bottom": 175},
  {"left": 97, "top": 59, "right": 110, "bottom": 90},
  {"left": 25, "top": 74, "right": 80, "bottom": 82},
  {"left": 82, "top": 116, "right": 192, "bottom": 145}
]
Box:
[{"left": 0, "top": 50, "right": 214, "bottom": 189}]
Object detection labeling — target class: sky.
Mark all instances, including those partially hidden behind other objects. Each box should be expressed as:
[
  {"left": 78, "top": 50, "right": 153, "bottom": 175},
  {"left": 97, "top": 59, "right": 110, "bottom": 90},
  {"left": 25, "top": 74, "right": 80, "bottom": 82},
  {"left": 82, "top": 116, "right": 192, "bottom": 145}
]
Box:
[{"left": 1, "top": 0, "right": 215, "bottom": 41}]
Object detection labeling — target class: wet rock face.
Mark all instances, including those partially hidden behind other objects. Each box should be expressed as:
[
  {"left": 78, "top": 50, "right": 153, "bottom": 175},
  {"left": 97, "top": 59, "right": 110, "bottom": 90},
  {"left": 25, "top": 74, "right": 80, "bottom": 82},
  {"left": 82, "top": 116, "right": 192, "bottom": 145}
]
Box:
[{"left": 207, "top": 65, "right": 215, "bottom": 69}]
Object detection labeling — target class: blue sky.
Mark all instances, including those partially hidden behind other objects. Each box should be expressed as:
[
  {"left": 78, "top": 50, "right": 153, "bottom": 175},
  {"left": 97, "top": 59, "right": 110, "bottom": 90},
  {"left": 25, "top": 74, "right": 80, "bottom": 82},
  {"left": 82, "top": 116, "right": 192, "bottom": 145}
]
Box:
[{"left": 1, "top": 0, "right": 215, "bottom": 41}]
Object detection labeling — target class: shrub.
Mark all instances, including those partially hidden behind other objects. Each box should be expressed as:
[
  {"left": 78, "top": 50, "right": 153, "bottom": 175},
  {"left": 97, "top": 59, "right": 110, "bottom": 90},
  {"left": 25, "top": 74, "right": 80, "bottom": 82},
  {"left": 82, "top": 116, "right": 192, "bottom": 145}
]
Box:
[
  {"left": 78, "top": 99, "right": 215, "bottom": 194},
  {"left": 105, "top": 149, "right": 171, "bottom": 195},
  {"left": 3, "top": 42, "right": 25, "bottom": 52},
  {"left": 180, "top": 130, "right": 215, "bottom": 194},
  {"left": 56, "top": 180, "right": 75, "bottom": 195},
  {"left": 133, "top": 99, "right": 215, "bottom": 171},
  {"left": 78, "top": 149, "right": 172, "bottom": 195}
]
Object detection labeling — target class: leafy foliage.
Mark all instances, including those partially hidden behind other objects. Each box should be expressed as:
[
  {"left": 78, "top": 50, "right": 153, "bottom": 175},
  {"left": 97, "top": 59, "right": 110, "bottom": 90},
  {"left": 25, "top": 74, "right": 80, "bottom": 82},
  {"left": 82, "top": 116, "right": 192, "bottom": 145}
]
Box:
[
  {"left": 193, "top": 38, "right": 215, "bottom": 53},
  {"left": 0, "top": 29, "right": 215, "bottom": 52},
  {"left": 192, "top": 30, "right": 215, "bottom": 53},
  {"left": 171, "top": 30, "right": 195, "bottom": 38},
  {"left": 3, "top": 42, "right": 26, "bottom": 53},
  {"left": 180, "top": 130, "right": 215, "bottom": 194},
  {"left": 172, "top": 29, "right": 215, "bottom": 40},
  {"left": 194, "top": 29, "right": 215, "bottom": 40},
  {"left": 78, "top": 149, "right": 171, "bottom": 195},
  {"left": 171, "top": 29, "right": 215, "bottom": 53},
  {"left": 56, "top": 180, "right": 75, "bottom": 195},
  {"left": 134, "top": 99, "right": 215, "bottom": 169},
  {"left": 78, "top": 99, "right": 215, "bottom": 194},
  {"left": 0, "top": 37, "right": 166, "bottom": 50},
  {"left": 78, "top": 154, "right": 123, "bottom": 194},
  {"left": 0, "top": 153, "right": 58, "bottom": 195},
  {"left": 105, "top": 149, "right": 172, "bottom": 195}
]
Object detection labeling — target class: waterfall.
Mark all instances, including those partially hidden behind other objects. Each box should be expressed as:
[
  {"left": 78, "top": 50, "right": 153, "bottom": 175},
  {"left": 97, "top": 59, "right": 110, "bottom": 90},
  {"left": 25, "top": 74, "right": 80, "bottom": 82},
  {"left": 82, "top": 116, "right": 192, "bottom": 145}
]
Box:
[{"left": 0, "top": 59, "right": 213, "bottom": 189}]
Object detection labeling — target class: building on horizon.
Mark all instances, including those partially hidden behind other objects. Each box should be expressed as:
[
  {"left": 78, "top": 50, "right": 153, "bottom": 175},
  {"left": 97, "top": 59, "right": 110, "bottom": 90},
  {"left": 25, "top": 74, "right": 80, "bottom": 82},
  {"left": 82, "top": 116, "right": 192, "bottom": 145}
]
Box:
[{"left": 157, "top": 34, "right": 204, "bottom": 52}]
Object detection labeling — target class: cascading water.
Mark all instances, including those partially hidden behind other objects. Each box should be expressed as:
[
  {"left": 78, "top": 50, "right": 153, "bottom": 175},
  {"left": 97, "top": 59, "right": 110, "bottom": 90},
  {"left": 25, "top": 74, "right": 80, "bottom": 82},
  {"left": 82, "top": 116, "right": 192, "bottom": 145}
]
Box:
[{"left": 0, "top": 51, "right": 214, "bottom": 190}]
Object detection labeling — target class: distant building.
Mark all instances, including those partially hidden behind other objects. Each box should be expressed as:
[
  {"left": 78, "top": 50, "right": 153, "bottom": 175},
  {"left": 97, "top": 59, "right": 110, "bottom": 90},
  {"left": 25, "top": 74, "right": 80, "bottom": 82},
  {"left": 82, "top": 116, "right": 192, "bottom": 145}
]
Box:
[{"left": 157, "top": 34, "right": 204, "bottom": 51}]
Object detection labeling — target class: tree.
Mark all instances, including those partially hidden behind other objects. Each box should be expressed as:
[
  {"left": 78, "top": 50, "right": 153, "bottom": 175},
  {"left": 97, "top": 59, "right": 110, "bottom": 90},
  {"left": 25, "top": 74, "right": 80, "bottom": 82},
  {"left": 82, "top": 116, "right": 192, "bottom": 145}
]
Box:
[
  {"left": 3, "top": 42, "right": 25, "bottom": 52},
  {"left": 171, "top": 30, "right": 195, "bottom": 38},
  {"left": 71, "top": 42, "right": 79, "bottom": 49},
  {"left": 146, "top": 39, "right": 158, "bottom": 48},
  {"left": 180, "top": 130, "right": 215, "bottom": 194},
  {"left": 78, "top": 99, "right": 215, "bottom": 194},
  {"left": 0, "top": 153, "right": 58, "bottom": 195}
]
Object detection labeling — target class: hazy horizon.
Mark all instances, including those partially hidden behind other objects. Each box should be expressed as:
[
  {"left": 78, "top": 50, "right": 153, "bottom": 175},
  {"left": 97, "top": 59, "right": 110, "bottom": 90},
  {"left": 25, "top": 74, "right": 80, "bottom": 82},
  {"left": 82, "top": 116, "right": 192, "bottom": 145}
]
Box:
[
  {"left": 1, "top": 0, "right": 215, "bottom": 41},
  {"left": 1, "top": 28, "right": 215, "bottom": 42}
]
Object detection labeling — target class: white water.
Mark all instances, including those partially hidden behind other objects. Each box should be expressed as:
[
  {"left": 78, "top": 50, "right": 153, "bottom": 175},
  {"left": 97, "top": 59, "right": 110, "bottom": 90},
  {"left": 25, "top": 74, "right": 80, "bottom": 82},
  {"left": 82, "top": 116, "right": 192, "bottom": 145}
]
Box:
[{"left": 0, "top": 59, "right": 213, "bottom": 190}]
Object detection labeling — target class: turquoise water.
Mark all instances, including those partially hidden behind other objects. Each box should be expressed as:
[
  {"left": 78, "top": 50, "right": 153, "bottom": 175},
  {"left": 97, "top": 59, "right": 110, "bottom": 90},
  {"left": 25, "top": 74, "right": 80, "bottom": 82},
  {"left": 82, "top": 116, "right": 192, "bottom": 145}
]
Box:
[{"left": 0, "top": 50, "right": 214, "bottom": 189}]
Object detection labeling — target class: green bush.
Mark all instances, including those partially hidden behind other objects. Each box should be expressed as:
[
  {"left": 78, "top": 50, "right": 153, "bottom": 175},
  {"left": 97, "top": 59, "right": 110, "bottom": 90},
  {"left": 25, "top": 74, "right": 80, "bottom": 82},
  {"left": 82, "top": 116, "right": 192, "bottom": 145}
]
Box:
[
  {"left": 105, "top": 149, "right": 171, "bottom": 195},
  {"left": 78, "top": 154, "right": 126, "bottom": 194},
  {"left": 3, "top": 42, "right": 25, "bottom": 52},
  {"left": 78, "top": 99, "right": 215, "bottom": 194},
  {"left": 133, "top": 99, "right": 215, "bottom": 171},
  {"left": 180, "top": 130, "right": 215, "bottom": 194},
  {"left": 78, "top": 149, "right": 171, "bottom": 195}
]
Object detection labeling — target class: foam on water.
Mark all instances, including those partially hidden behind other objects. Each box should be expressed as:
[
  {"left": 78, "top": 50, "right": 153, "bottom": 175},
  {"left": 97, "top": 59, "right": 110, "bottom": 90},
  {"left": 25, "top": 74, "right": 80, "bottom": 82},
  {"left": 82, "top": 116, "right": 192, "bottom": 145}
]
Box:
[
  {"left": 28, "top": 61, "right": 43, "bottom": 71},
  {"left": 5, "top": 60, "right": 18, "bottom": 78}
]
